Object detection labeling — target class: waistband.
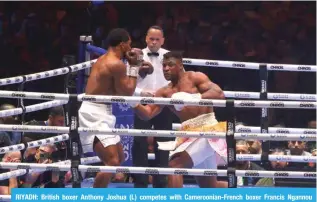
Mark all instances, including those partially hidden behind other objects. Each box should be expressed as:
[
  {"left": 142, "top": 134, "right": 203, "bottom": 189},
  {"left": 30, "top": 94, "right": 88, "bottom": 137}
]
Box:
[
  {"left": 81, "top": 101, "right": 112, "bottom": 113},
  {"left": 181, "top": 112, "right": 218, "bottom": 130}
]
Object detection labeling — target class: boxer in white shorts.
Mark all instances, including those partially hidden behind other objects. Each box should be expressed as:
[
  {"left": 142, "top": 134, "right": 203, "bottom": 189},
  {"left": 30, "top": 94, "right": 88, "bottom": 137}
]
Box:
[
  {"left": 131, "top": 51, "right": 228, "bottom": 187},
  {"left": 79, "top": 28, "right": 153, "bottom": 188}
]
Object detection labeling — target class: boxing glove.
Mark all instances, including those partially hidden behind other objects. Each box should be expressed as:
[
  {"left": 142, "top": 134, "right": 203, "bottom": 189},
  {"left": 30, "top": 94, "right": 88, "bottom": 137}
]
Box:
[
  {"left": 171, "top": 92, "right": 202, "bottom": 111},
  {"left": 126, "top": 48, "right": 144, "bottom": 77},
  {"left": 139, "top": 61, "right": 154, "bottom": 78}
]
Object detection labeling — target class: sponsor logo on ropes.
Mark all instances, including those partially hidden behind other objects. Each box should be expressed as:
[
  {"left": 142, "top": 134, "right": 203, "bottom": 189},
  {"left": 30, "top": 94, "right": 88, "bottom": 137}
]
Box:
[
  {"left": 111, "top": 97, "right": 126, "bottom": 103},
  {"left": 183, "top": 60, "right": 192, "bottom": 64},
  {"left": 11, "top": 93, "right": 26, "bottom": 98},
  {"left": 41, "top": 95, "right": 56, "bottom": 99},
  {"left": 29, "top": 143, "right": 34, "bottom": 147},
  {"left": 36, "top": 74, "right": 41, "bottom": 79},
  {"left": 302, "top": 156, "right": 314, "bottom": 162},
  {"left": 73, "top": 66, "right": 79, "bottom": 71},
  {"left": 245, "top": 172, "right": 259, "bottom": 177},
  {"left": 274, "top": 172, "right": 289, "bottom": 177},
  {"left": 17, "top": 165, "right": 31, "bottom": 170},
  {"left": 303, "top": 130, "right": 316, "bottom": 134},
  {"left": 15, "top": 78, "right": 20, "bottom": 82},
  {"left": 232, "top": 63, "right": 246, "bottom": 68},
  {"left": 237, "top": 128, "right": 251, "bottom": 133},
  {"left": 272, "top": 94, "right": 288, "bottom": 99},
  {"left": 234, "top": 93, "right": 250, "bottom": 98},
  {"left": 116, "top": 168, "right": 130, "bottom": 174},
  {"left": 174, "top": 169, "right": 189, "bottom": 175},
  {"left": 300, "top": 95, "right": 315, "bottom": 100},
  {"left": 45, "top": 72, "right": 50, "bottom": 77},
  {"left": 27, "top": 75, "right": 33, "bottom": 81},
  {"left": 276, "top": 129, "right": 290, "bottom": 134},
  {"left": 198, "top": 100, "right": 213, "bottom": 106},
  {"left": 46, "top": 139, "right": 51, "bottom": 144},
  {"left": 205, "top": 61, "right": 219, "bottom": 66},
  {"left": 87, "top": 167, "right": 101, "bottom": 173},
  {"left": 299, "top": 135, "right": 315, "bottom": 140},
  {"left": 276, "top": 156, "right": 292, "bottom": 161},
  {"left": 203, "top": 171, "right": 218, "bottom": 176},
  {"left": 9, "top": 147, "right": 13, "bottom": 151},
  {"left": 270, "top": 102, "right": 285, "bottom": 108},
  {"left": 270, "top": 65, "right": 284, "bottom": 70},
  {"left": 299, "top": 103, "right": 315, "bottom": 108},
  {"left": 46, "top": 166, "right": 60, "bottom": 172},
  {"left": 298, "top": 66, "right": 311, "bottom": 71},
  {"left": 270, "top": 134, "right": 287, "bottom": 139},
  {"left": 62, "top": 135, "right": 68, "bottom": 140},
  {"left": 54, "top": 137, "right": 59, "bottom": 142},
  {"left": 82, "top": 128, "right": 99, "bottom": 133},
  {"left": 0, "top": 149, "right": 5, "bottom": 153},
  {"left": 12, "top": 126, "right": 28, "bottom": 131},
  {"left": 62, "top": 69, "right": 67, "bottom": 73},
  {"left": 6, "top": 79, "right": 11, "bottom": 84},
  {"left": 239, "top": 102, "right": 255, "bottom": 107},
  {"left": 82, "top": 96, "right": 97, "bottom": 102},
  {"left": 37, "top": 141, "right": 42, "bottom": 145},
  {"left": 140, "top": 98, "right": 155, "bottom": 104},
  {"left": 145, "top": 169, "right": 159, "bottom": 175},
  {"left": 17, "top": 145, "right": 23, "bottom": 150},
  {"left": 238, "top": 155, "right": 254, "bottom": 161},
  {"left": 303, "top": 173, "right": 316, "bottom": 178},
  {"left": 141, "top": 130, "right": 158, "bottom": 136},
  {"left": 53, "top": 70, "right": 58, "bottom": 75},
  {"left": 175, "top": 131, "right": 187, "bottom": 136},
  {"left": 82, "top": 63, "right": 87, "bottom": 68},
  {"left": 170, "top": 99, "right": 184, "bottom": 105}
]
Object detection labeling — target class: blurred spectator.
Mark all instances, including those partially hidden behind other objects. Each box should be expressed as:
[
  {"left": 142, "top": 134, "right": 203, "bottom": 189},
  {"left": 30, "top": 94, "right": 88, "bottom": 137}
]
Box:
[
  {"left": 236, "top": 140, "right": 264, "bottom": 186},
  {"left": 0, "top": 151, "right": 21, "bottom": 194},
  {"left": 0, "top": 104, "right": 22, "bottom": 145},
  {"left": 20, "top": 144, "right": 65, "bottom": 188}
]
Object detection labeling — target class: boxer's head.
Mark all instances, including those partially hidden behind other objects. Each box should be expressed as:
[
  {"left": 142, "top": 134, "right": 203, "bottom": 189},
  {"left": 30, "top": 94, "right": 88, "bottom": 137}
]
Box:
[
  {"left": 106, "top": 28, "right": 131, "bottom": 56},
  {"left": 146, "top": 26, "right": 165, "bottom": 53},
  {"left": 162, "top": 51, "right": 184, "bottom": 81}
]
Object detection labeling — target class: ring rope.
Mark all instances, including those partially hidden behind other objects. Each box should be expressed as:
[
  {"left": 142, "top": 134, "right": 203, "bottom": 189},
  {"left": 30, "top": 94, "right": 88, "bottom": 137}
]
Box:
[
  {"left": 0, "top": 162, "right": 315, "bottom": 179},
  {"left": 224, "top": 91, "right": 316, "bottom": 101},
  {"left": 0, "top": 91, "right": 316, "bottom": 109},
  {"left": 86, "top": 44, "right": 317, "bottom": 72},
  {"left": 0, "top": 100, "right": 68, "bottom": 118},
  {"left": 173, "top": 124, "right": 317, "bottom": 134},
  {"left": 0, "top": 124, "right": 315, "bottom": 141},
  {"left": 0, "top": 134, "right": 68, "bottom": 155},
  {"left": 0, "top": 60, "right": 96, "bottom": 87}
]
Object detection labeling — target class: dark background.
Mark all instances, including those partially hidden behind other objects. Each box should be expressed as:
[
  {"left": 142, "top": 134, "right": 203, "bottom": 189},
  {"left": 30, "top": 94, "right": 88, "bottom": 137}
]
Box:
[{"left": 0, "top": 1, "right": 315, "bottom": 127}]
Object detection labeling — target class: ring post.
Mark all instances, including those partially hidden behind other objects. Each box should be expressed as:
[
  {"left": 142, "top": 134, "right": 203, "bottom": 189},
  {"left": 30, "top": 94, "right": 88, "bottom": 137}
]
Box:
[
  {"left": 226, "top": 99, "right": 237, "bottom": 188},
  {"left": 67, "top": 94, "right": 82, "bottom": 188},
  {"left": 77, "top": 36, "right": 93, "bottom": 94},
  {"left": 259, "top": 64, "right": 270, "bottom": 165}
]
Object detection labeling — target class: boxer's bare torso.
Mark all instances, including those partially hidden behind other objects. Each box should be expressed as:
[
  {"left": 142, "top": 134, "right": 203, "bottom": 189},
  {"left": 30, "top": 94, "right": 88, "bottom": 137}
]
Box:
[{"left": 135, "top": 71, "right": 223, "bottom": 123}]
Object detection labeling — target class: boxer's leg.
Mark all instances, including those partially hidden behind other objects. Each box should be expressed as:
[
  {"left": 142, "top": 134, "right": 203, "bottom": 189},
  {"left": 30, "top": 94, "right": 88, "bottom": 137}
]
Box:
[
  {"left": 168, "top": 152, "right": 193, "bottom": 188},
  {"left": 93, "top": 137, "right": 121, "bottom": 188}
]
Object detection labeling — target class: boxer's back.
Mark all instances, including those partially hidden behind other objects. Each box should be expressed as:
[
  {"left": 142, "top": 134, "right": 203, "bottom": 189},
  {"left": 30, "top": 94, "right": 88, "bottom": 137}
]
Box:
[{"left": 85, "top": 53, "right": 123, "bottom": 96}]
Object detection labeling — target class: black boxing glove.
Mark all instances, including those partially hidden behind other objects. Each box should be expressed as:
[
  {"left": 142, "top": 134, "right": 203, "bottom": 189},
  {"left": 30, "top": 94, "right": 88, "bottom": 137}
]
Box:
[
  {"left": 139, "top": 61, "right": 154, "bottom": 78},
  {"left": 126, "top": 48, "right": 144, "bottom": 77}
]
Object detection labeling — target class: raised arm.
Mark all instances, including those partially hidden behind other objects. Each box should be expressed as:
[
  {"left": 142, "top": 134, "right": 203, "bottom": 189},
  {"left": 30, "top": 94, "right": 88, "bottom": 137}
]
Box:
[
  {"left": 133, "top": 88, "right": 166, "bottom": 120},
  {"left": 110, "top": 61, "right": 138, "bottom": 96},
  {"left": 193, "top": 72, "right": 225, "bottom": 99}
]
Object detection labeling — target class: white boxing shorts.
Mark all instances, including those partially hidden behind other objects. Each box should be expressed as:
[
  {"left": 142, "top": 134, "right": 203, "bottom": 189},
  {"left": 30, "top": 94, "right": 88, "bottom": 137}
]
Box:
[
  {"left": 169, "top": 112, "right": 227, "bottom": 169},
  {"left": 78, "top": 101, "right": 120, "bottom": 153}
]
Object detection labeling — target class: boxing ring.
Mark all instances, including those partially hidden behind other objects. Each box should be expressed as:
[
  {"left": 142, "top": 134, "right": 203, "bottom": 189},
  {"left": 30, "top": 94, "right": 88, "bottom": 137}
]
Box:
[{"left": 0, "top": 35, "right": 316, "bottom": 200}]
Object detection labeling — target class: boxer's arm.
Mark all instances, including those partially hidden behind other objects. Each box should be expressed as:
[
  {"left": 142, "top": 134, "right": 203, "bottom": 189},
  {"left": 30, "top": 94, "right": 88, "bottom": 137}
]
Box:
[
  {"left": 193, "top": 72, "right": 225, "bottom": 99},
  {"left": 133, "top": 88, "right": 165, "bottom": 120},
  {"left": 110, "top": 61, "right": 138, "bottom": 96}
]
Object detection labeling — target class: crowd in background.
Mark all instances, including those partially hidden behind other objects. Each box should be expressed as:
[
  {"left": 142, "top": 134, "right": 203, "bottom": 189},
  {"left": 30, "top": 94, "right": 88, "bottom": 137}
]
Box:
[{"left": 0, "top": 1, "right": 316, "bottom": 190}]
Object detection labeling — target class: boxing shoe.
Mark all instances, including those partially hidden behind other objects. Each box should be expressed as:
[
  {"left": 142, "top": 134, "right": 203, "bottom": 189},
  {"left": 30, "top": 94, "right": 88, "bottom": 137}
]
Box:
[{"left": 171, "top": 92, "right": 202, "bottom": 111}]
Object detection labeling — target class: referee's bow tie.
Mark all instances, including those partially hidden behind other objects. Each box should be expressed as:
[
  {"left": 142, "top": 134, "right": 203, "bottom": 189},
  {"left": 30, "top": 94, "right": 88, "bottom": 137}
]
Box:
[{"left": 147, "top": 52, "right": 159, "bottom": 57}]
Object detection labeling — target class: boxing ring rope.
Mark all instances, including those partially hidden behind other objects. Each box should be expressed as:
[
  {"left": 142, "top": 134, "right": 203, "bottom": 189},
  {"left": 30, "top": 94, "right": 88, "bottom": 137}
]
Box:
[
  {"left": 0, "top": 162, "right": 315, "bottom": 179},
  {"left": 0, "top": 90, "right": 316, "bottom": 109}
]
